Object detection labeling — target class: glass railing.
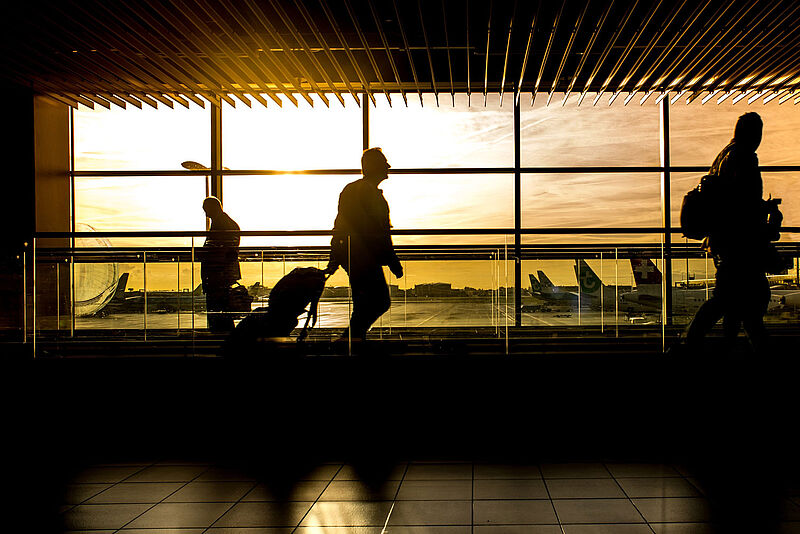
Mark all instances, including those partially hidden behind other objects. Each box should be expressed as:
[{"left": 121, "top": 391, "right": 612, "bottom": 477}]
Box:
[{"left": 26, "top": 229, "right": 800, "bottom": 356}]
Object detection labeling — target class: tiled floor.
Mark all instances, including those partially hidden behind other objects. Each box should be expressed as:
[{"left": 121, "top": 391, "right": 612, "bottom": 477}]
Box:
[{"left": 55, "top": 460, "right": 800, "bottom": 533}]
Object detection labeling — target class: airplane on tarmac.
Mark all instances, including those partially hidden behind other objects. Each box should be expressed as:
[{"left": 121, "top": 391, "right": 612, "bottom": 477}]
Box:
[
  {"left": 573, "top": 259, "right": 623, "bottom": 310},
  {"left": 621, "top": 258, "right": 792, "bottom": 313},
  {"left": 530, "top": 270, "right": 579, "bottom": 304},
  {"left": 95, "top": 274, "right": 207, "bottom": 315}
]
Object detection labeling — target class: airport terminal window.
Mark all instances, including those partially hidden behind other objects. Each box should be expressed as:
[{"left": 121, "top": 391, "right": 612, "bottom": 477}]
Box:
[
  {"left": 521, "top": 173, "right": 662, "bottom": 242},
  {"left": 73, "top": 105, "right": 209, "bottom": 171},
  {"left": 221, "top": 94, "right": 361, "bottom": 170},
  {"left": 370, "top": 93, "right": 514, "bottom": 168},
  {"left": 670, "top": 99, "right": 800, "bottom": 166},
  {"left": 74, "top": 176, "right": 207, "bottom": 245},
  {"left": 519, "top": 93, "right": 660, "bottom": 167}
]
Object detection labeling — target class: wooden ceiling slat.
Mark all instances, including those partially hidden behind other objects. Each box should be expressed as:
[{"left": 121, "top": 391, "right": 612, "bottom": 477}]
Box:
[
  {"left": 343, "top": 0, "right": 392, "bottom": 106},
  {"left": 531, "top": 0, "right": 566, "bottom": 106},
  {"left": 368, "top": 0, "right": 407, "bottom": 106},
  {"left": 563, "top": 0, "right": 612, "bottom": 105},
  {"left": 548, "top": 0, "right": 589, "bottom": 106},
  {"left": 392, "top": 0, "right": 424, "bottom": 105},
  {"left": 441, "top": 0, "right": 455, "bottom": 106},
  {"left": 129, "top": 2, "right": 245, "bottom": 107},
  {"left": 291, "top": 0, "right": 362, "bottom": 105},
  {"left": 706, "top": 3, "right": 800, "bottom": 95},
  {"left": 515, "top": 1, "right": 539, "bottom": 104},
  {"left": 191, "top": 0, "right": 310, "bottom": 107},
  {"left": 499, "top": 1, "right": 515, "bottom": 104},
  {"left": 596, "top": 0, "right": 664, "bottom": 106},
  {"left": 417, "top": 0, "right": 439, "bottom": 106},
  {"left": 483, "top": 0, "right": 492, "bottom": 105},
  {"left": 577, "top": 0, "right": 639, "bottom": 106},
  {"left": 167, "top": 0, "right": 283, "bottom": 108},
  {"left": 74, "top": 1, "right": 209, "bottom": 107},
  {"left": 252, "top": 0, "right": 344, "bottom": 107},
  {"left": 318, "top": 0, "right": 376, "bottom": 106},
  {"left": 683, "top": 0, "right": 785, "bottom": 104},
  {"left": 43, "top": 3, "right": 185, "bottom": 109},
  {"left": 736, "top": 37, "right": 800, "bottom": 95}
]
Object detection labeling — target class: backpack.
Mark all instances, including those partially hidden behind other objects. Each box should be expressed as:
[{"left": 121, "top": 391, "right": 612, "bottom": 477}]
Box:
[{"left": 680, "top": 174, "right": 722, "bottom": 240}]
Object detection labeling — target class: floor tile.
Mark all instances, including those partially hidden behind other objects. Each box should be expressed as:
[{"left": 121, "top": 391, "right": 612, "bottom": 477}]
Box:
[
  {"left": 386, "top": 528, "right": 473, "bottom": 534},
  {"left": 243, "top": 481, "right": 329, "bottom": 502},
  {"left": 389, "top": 501, "right": 472, "bottom": 526},
  {"left": 195, "top": 467, "right": 256, "bottom": 481},
  {"left": 632, "top": 497, "right": 711, "bottom": 523},
  {"left": 473, "top": 479, "right": 549, "bottom": 500},
  {"left": 119, "top": 529, "right": 205, "bottom": 533},
  {"left": 605, "top": 464, "right": 679, "bottom": 478},
  {"left": 405, "top": 464, "right": 472, "bottom": 480},
  {"left": 71, "top": 466, "right": 145, "bottom": 483},
  {"left": 540, "top": 464, "right": 610, "bottom": 479},
  {"left": 62, "top": 503, "right": 152, "bottom": 530},
  {"left": 779, "top": 523, "right": 800, "bottom": 534},
  {"left": 546, "top": 478, "right": 625, "bottom": 499},
  {"left": 87, "top": 482, "right": 184, "bottom": 503},
  {"left": 125, "top": 502, "right": 233, "bottom": 528},
  {"left": 783, "top": 500, "right": 800, "bottom": 521},
  {"left": 294, "top": 528, "right": 382, "bottom": 534},
  {"left": 319, "top": 480, "right": 400, "bottom": 501},
  {"left": 473, "top": 465, "right": 542, "bottom": 479},
  {"left": 334, "top": 464, "right": 408, "bottom": 481},
  {"left": 125, "top": 465, "right": 208, "bottom": 483},
  {"left": 616, "top": 477, "right": 701, "bottom": 498},
  {"left": 164, "top": 481, "right": 256, "bottom": 502},
  {"left": 206, "top": 528, "right": 292, "bottom": 533},
  {"left": 472, "top": 499, "right": 557, "bottom": 525},
  {"left": 562, "top": 525, "right": 652, "bottom": 534},
  {"left": 473, "top": 527, "right": 561, "bottom": 534},
  {"left": 301, "top": 464, "right": 344, "bottom": 480},
  {"left": 553, "top": 499, "right": 644, "bottom": 524},
  {"left": 63, "top": 483, "right": 113, "bottom": 504},
  {"left": 649, "top": 523, "right": 715, "bottom": 534},
  {"left": 213, "top": 502, "right": 313, "bottom": 528},
  {"left": 396, "top": 480, "right": 472, "bottom": 500},
  {"left": 300, "top": 501, "right": 393, "bottom": 527}
]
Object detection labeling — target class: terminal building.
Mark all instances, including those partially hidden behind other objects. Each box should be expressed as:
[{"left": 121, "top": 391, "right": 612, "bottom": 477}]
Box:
[{"left": 2, "top": 1, "right": 800, "bottom": 532}]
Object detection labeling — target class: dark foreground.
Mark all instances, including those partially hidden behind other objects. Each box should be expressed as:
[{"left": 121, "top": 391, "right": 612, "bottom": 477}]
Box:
[{"left": 5, "top": 341, "right": 800, "bottom": 533}]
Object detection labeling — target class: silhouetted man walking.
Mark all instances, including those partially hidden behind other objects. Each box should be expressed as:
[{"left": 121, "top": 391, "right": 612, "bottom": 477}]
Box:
[
  {"left": 684, "top": 112, "right": 780, "bottom": 353},
  {"left": 325, "top": 148, "right": 403, "bottom": 341},
  {"left": 201, "top": 196, "right": 241, "bottom": 332}
]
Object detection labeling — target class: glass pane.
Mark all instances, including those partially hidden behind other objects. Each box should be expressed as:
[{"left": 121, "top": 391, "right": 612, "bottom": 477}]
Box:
[
  {"left": 75, "top": 176, "right": 207, "bottom": 246},
  {"left": 74, "top": 105, "right": 209, "bottom": 171},
  {"left": 522, "top": 173, "right": 662, "bottom": 243},
  {"left": 671, "top": 172, "right": 800, "bottom": 237},
  {"left": 520, "top": 92, "right": 660, "bottom": 167},
  {"left": 370, "top": 93, "right": 514, "bottom": 168},
  {"left": 222, "top": 94, "right": 361, "bottom": 170},
  {"left": 670, "top": 99, "right": 800, "bottom": 166}
]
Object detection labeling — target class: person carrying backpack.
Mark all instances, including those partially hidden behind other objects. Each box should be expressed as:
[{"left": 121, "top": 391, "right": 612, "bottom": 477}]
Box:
[
  {"left": 680, "top": 112, "right": 782, "bottom": 354},
  {"left": 323, "top": 147, "right": 403, "bottom": 342}
]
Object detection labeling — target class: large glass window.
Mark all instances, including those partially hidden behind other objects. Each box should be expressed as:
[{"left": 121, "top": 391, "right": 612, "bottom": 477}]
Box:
[
  {"left": 670, "top": 99, "right": 800, "bottom": 166},
  {"left": 222, "top": 94, "right": 361, "bottom": 170},
  {"left": 74, "top": 104, "right": 209, "bottom": 171},
  {"left": 371, "top": 93, "right": 514, "bottom": 168},
  {"left": 520, "top": 93, "right": 660, "bottom": 167}
]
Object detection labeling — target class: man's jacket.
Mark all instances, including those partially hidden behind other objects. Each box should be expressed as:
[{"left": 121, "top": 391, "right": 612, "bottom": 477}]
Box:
[{"left": 200, "top": 212, "right": 241, "bottom": 286}]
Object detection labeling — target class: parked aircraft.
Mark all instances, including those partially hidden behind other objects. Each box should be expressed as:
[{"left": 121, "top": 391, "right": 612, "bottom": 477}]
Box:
[
  {"left": 573, "top": 259, "right": 621, "bottom": 310},
  {"left": 95, "top": 275, "right": 207, "bottom": 315}
]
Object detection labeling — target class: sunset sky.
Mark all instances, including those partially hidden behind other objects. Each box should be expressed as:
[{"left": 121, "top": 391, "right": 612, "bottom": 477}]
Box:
[{"left": 73, "top": 92, "right": 800, "bottom": 290}]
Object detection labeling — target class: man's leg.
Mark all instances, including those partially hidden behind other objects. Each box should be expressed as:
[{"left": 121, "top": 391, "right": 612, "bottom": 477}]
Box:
[
  {"left": 206, "top": 286, "right": 234, "bottom": 332},
  {"left": 685, "top": 297, "right": 726, "bottom": 349},
  {"left": 349, "top": 268, "right": 391, "bottom": 340}
]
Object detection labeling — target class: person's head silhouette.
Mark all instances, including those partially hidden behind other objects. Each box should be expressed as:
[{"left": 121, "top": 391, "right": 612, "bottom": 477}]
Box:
[
  {"left": 734, "top": 112, "right": 763, "bottom": 153},
  {"left": 361, "top": 147, "right": 391, "bottom": 183},
  {"left": 202, "top": 196, "right": 223, "bottom": 219}
]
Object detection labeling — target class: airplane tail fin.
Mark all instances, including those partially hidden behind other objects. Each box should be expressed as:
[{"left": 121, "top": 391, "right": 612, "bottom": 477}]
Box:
[
  {"left": 630, "top": 258, "right": 662, "bottom": 287},
  {"left": 529, "top": 273, "right": 542, "bottom": 293},
  {"left": 575, "top": 259, "right": 604, "bottom": 295},
  {"left": 537, "top": 270, "right": 555, "bottom": 288},
  {"left": 111, "top": 272, "right": 129, "bottom": 300}
]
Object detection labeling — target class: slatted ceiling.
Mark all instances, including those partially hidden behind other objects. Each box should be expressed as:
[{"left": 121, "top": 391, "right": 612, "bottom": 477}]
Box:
[{"left": 4, "top": 0, "right": 800, "bottom": 109}]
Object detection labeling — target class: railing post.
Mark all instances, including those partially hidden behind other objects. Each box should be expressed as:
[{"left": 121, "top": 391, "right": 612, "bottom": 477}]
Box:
[
  {"left": 513, "top": 84, "right": 522, "bottom": 327},
  {"left": 660, "top": 97, "right": 673, "bottom": 327}
]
